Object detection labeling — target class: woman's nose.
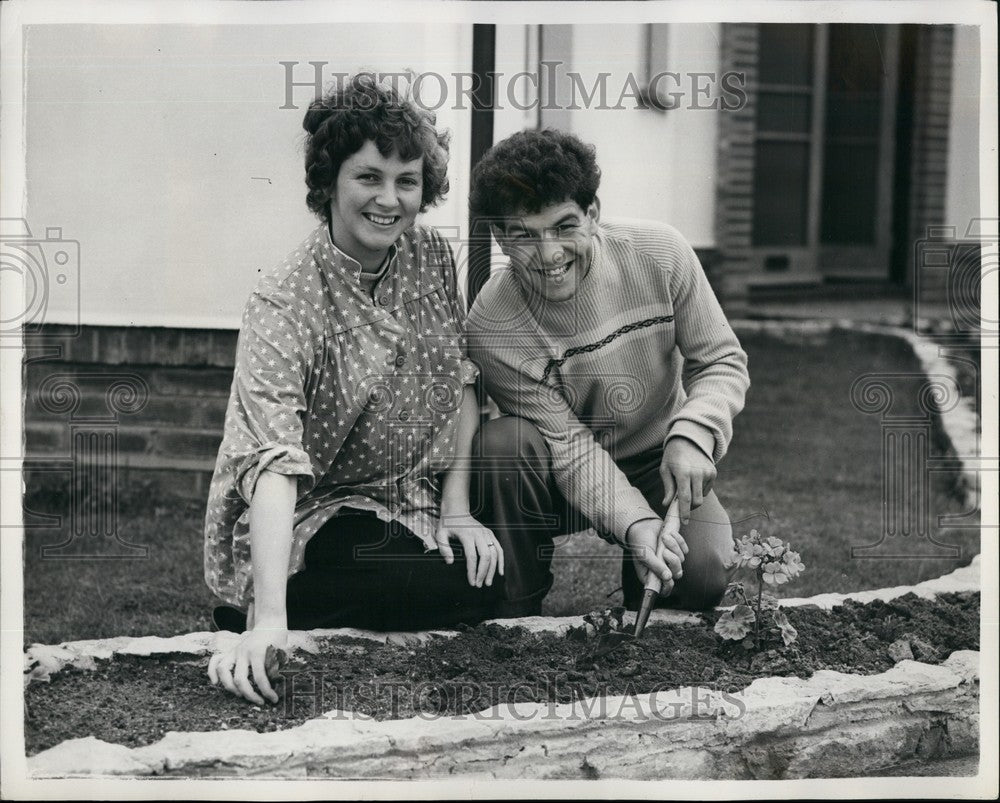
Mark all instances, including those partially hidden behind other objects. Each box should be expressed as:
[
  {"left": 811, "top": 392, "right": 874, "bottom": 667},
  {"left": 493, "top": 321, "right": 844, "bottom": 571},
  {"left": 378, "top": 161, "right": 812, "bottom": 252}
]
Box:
[{"left": 375, "top": 185, "right": 398, "bottom": 209}]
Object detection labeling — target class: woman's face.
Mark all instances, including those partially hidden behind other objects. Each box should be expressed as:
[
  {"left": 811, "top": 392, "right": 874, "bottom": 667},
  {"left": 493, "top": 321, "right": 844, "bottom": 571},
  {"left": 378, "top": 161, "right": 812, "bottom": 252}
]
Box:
[{"left": 329, "top": 139, "right": 424, "bottom": 269}]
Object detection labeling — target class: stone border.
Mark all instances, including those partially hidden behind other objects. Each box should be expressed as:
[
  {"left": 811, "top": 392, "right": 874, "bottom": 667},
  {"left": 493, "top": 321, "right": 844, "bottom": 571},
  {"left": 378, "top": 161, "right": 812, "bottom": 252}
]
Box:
[{"left": 26, "top": 651, "right": 980, "bottom": 780}]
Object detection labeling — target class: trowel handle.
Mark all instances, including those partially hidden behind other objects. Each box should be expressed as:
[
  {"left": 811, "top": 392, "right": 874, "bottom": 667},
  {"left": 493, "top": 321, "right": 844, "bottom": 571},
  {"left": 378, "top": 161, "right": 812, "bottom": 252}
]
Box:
[
  {"left": 644, "top": 497, "right": 682, "bottom": 594},
  {"left": 635, "top": 498, "right": 682, "bottom": 638}
]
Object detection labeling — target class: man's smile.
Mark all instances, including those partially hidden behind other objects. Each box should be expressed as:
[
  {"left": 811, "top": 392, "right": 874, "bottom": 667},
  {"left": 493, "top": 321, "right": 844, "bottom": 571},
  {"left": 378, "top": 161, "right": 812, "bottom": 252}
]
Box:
[{"left": 539, "top": 259, "right": 574, "bottom": 279}]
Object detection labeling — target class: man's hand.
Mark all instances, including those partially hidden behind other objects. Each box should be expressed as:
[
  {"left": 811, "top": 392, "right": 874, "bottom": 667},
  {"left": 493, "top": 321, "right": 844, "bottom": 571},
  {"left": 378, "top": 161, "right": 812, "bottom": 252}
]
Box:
[
  {"left": 660, "top": 436, "right": 717, "bottom": 525},
  {"left": 435, "top": 511, "right": 504, "bottom": 588},
  {"left": 625, "top": 518, "right": 688, "bottom": 596},
  {"left": 208, "top": 620, "right": 287, "bottom": 706}
]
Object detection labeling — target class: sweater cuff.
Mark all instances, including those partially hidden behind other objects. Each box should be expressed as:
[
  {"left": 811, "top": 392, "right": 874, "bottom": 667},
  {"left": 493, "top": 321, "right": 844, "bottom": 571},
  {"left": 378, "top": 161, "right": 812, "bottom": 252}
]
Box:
[
  {"left": 611, "top": 504, "right": 660, "bottom": 546},
  {"left": 665, "top": 420, "right": 717, "bottom": 463}
]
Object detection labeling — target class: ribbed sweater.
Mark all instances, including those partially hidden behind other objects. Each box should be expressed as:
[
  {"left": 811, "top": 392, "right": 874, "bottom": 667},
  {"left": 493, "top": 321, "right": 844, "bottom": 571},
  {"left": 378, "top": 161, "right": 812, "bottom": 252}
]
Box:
[{"left": 466, "top": 217, "right": 750, "bottom": 543}]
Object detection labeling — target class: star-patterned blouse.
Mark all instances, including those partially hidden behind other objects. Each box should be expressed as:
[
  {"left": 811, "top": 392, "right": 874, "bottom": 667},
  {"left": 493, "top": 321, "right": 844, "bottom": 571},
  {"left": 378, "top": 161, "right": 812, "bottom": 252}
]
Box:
[{"left": 204, "top": 222, "right": 479, "bottom": 608}]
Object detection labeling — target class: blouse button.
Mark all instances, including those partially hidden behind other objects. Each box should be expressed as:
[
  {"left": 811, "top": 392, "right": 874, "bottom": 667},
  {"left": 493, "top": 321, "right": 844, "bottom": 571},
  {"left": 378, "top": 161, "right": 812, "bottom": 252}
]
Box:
[
  {"left": 379, "top": 294, "right": 391, "bottom": 306},
  {"left": 399, "top": 411, "right": 410, "bottom": 421},
  {"left": 394, "top": 355, "right": 406, "bottom": 367}
]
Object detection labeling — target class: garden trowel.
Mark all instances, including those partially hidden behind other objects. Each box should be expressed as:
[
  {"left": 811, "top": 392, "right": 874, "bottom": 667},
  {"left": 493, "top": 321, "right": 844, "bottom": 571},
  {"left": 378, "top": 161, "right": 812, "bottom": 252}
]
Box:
[{"left": 633, "top": 498, "right": 682, "bottom": 639}]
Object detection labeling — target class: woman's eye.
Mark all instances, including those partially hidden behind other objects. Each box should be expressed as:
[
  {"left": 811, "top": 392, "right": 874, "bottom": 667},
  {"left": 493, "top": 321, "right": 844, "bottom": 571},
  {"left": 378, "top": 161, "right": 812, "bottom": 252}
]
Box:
[{"left": 399, "top": 177, "right": 419, "bottom": 187}]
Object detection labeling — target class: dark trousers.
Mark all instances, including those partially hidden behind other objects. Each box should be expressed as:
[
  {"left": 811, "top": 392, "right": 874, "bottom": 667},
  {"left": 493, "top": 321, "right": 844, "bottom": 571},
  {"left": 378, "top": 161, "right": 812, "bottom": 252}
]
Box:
[
  {"left": 470, "top": 416, "right": 737, "bottom": 616},
  {"left": 285, "top": 512, "right": 500, "bottom": 631},
  {"left": 283, "top": 416, "right": 736, "bottom": 630}
]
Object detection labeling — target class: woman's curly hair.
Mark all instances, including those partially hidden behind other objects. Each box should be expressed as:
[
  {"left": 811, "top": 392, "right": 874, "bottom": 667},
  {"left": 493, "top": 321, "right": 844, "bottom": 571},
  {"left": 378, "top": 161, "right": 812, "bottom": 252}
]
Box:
[
  {"left": 469, "top": 129, "right": 601, "bottom": 221},
  {"left": 303, "top": 72, "right": 450, "bottom": 222}
]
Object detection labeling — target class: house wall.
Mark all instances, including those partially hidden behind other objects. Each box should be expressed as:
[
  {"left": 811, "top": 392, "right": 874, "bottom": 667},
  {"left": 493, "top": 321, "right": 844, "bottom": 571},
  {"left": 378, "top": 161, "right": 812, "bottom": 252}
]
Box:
[
  {"left": 24, "top": 23, "right": 472, "bottom": 330},
  {"left": 944, "top": 25, "right": 981, "bottom": 233},
  {"left": 538, "top": 24, "right": 721, "bottom": 250}
]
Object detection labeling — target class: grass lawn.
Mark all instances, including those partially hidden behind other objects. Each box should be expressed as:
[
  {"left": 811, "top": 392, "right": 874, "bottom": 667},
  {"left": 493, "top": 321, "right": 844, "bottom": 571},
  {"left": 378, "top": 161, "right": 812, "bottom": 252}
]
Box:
[{"left": 22, "top": 328, "right": 979, "bottom": 643}]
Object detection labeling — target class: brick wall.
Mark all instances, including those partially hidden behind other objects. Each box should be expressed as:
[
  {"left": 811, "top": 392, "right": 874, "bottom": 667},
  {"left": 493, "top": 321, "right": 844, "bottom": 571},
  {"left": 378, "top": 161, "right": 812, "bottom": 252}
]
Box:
[
  {"left": 907, "top": 24, "right": 955, "bottom": 292},
  {"left": 24, "top": 325, "right": 238, "bottom": 507},
  {"left": 713, "top": 22, "right": 758, "bottom": 314}
]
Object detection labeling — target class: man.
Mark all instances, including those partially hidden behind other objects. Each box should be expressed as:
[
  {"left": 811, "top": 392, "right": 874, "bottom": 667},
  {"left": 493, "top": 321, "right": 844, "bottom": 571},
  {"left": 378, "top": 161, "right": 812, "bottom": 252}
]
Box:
[{"left": 465, "top": 129, "right": 750, "bottom": 618}]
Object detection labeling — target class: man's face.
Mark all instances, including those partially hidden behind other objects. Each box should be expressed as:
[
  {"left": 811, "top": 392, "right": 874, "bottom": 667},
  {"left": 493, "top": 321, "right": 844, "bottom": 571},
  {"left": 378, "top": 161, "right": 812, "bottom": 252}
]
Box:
[{"left": 494, "top": 200, "right": 600, "bottom": 303}]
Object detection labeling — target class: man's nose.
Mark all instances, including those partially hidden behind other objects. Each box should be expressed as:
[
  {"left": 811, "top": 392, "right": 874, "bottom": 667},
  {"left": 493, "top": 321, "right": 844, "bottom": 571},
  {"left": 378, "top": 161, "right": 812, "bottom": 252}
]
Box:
[{"left": 539, "top": 241, "right": 567, "bottom": 266}]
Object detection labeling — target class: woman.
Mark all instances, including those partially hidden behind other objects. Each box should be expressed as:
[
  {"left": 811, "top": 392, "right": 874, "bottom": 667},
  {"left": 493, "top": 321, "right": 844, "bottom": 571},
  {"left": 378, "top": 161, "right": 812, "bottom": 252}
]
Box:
[{"left": 204, "top": 73, "right": 503, "bottom": 705}]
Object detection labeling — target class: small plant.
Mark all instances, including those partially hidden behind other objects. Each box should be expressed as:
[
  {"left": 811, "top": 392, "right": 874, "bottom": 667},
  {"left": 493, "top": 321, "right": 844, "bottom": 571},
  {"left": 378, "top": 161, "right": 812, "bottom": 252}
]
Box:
[{"left": 714, "top": 530, "right": 806, "bottom": 651}]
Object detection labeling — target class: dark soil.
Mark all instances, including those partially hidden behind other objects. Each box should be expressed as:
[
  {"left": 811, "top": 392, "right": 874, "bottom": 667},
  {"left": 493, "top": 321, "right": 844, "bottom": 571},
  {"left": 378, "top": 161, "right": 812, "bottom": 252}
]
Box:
[{"left": 25, "top": 592, "right": 979, "bottom": 756}]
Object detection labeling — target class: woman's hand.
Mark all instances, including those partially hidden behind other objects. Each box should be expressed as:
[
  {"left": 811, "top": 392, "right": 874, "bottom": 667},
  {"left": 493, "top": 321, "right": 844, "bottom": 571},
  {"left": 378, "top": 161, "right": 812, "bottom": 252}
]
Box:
[
  {"left": 434, "top": 510, "right": 504, "bottom": 588},
  {"left": 208, "top": 621, "right": 288, "bottom": 706}
]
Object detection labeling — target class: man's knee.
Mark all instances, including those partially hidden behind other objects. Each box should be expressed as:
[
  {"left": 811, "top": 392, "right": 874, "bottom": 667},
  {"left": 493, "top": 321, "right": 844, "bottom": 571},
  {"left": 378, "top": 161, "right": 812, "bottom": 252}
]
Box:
[
  {"left": 475, "top": 415, "right": 548, "bottom": 462},
  {"left": 676, "top": 552, "right": 734, "bottom": 610}
]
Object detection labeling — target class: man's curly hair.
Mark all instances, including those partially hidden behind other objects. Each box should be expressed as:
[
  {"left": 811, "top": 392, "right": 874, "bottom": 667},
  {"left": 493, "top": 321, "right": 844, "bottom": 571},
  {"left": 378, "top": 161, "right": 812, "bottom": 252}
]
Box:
[
  {"left": 303, "top": 72, "right": 450, "bottom": 223},
  {"left": 469, "top": 129, "right": 601, "bottom": 221}
]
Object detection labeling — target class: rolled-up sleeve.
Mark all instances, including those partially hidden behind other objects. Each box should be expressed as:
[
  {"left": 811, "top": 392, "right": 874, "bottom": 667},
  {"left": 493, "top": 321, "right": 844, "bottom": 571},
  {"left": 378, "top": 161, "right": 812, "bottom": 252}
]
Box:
[
  {"left": 432, "top": 230, "right": 480, "bottom": 388},
  {"left": 228, "top": 291, "right": 316, "bottom": 503}
]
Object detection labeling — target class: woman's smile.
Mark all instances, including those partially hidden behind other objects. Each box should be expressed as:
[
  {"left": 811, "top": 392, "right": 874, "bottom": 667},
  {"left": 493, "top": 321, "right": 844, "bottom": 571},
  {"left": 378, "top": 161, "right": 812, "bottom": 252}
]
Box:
[{"left": 363, "top": 212, "right": 401, "bottom": 227}]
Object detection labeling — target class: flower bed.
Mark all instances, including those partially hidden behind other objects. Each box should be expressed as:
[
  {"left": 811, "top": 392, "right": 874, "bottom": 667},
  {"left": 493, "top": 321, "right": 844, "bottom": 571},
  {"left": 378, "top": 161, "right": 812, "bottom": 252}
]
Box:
[{"left": 24, "top": 559, "right": 981, "bottom": 779}]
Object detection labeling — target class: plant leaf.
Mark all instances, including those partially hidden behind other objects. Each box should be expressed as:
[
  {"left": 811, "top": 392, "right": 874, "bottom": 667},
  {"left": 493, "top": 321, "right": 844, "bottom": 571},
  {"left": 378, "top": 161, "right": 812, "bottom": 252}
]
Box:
[
  {"left": 772, "top": 609, "right": 798, "bottom": 646},
  {"left": 759, "top": 593, "right": 779, "bottom": 611},
  {"left": 714, "top": 605, "right": 755, "bottom": 640}
]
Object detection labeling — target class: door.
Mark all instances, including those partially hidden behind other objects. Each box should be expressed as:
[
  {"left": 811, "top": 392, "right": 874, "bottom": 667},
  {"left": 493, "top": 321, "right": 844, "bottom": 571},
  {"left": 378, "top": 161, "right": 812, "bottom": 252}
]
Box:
[{"left": 749, "top": 24, "right": 901, "bottom": 283}]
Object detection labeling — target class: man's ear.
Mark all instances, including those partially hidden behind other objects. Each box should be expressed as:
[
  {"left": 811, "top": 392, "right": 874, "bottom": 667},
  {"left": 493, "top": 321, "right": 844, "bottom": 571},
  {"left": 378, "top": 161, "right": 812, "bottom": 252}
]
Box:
[
  {"left": 587, "top": 196, "right": 601, "bottom": 224},
  {"left": 489, "top": 223, "right": 509, "bottom": 253}
]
